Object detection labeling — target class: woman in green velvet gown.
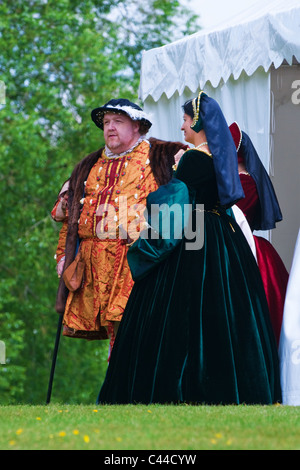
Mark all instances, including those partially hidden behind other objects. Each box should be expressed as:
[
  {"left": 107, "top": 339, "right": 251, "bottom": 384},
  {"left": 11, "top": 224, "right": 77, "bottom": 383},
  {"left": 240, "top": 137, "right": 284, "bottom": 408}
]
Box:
[{"left": 97, "top": 92, "right": 281, "bottom": 405}]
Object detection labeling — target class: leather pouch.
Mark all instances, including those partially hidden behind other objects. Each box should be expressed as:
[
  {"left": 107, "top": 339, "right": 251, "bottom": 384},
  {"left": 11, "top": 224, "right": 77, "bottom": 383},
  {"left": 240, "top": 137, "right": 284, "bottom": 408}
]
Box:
[{"left": 63, "top": 251, "right": 85, "bottom": 292}]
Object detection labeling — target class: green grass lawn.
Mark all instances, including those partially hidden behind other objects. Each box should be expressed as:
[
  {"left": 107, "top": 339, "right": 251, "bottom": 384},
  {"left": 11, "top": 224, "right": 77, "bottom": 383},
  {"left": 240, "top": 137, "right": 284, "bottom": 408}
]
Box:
[{"left": 1, "top": 403, "right": 300, "bottom": 450}]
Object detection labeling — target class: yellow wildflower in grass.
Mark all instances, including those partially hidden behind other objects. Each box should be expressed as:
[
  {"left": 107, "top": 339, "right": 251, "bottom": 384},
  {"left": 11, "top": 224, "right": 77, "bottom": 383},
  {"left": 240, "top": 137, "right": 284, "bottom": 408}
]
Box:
[
  {"left": 16, "top": 429, "right": 23, "bottom": 435},
  {"left": 9, "top": 440, "right": 16, "bottom": 446},
  {"left": 116, "top": 437, "right": 122, "bottom": 442},
  {"left": 210, "top": 432, "right": 232, "bottom": 447},
  {"left": 83, "top": 435, "right": 90, "bottom": 443},
  {"left": 36, "top": 417, "right": 41, "bottom": 421},
  {"left": 93, "top": 409, "right": 98, "bottom": 413},
  {"left": 73, "top": 430, "right": 80, "bottom": 435},
  {"left": 58, "top": 431, "right": 66, "bottom": 437}
]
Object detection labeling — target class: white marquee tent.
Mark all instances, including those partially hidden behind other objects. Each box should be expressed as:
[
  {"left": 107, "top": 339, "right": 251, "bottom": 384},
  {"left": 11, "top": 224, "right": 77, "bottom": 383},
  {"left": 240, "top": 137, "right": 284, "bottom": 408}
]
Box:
[
  {"left": 139, "top": 0, "right": 300, "bottom": 405},
  {"left": 139, "top": 0, "right": 300, "bottom": 273}
]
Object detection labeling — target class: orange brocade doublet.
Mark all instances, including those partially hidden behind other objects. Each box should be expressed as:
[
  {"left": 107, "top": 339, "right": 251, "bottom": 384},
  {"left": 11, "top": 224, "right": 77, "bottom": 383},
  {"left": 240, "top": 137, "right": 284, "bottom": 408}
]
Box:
[{"left": 62, "top": 140, "right": 158, "bottom": 337}]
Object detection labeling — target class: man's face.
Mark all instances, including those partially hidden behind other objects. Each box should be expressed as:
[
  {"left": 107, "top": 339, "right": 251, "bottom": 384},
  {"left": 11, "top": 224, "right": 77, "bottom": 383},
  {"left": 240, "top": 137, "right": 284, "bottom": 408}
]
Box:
[{"left": 103, "top": 112, "right": 140, "bottom": 154}]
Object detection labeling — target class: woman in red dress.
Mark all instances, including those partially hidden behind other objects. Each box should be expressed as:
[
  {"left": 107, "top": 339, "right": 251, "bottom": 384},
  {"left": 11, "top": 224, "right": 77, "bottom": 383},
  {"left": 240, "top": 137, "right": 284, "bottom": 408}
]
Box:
[{"left": 229, "top": 122, "right": 289, "bottom": 345}]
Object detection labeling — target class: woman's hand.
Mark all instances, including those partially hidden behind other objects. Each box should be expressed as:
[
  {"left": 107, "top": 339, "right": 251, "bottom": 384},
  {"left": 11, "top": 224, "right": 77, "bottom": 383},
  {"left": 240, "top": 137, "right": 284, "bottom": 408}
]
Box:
[
  {"left": 57, "top": 256, "right": 65, "bottom": 278},
  {"left": 174, "top": 148, "right": 185, "bottom": 166}
]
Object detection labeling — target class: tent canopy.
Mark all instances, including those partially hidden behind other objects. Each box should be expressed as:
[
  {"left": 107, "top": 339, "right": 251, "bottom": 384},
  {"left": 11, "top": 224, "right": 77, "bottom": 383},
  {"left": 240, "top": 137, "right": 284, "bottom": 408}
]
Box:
[
  {"left": 139, "top": 0, "right": 300, "bottom": 102},
  {"left": 139, "top": 0, "right": 300, "bottom": 271}
]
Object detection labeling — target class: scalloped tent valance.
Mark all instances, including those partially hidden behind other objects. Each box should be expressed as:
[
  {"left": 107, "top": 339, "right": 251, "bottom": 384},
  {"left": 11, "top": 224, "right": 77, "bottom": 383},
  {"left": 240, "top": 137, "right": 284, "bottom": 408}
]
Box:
[{"left": 139, "top": 0, "right": 300, "bottom": 102}]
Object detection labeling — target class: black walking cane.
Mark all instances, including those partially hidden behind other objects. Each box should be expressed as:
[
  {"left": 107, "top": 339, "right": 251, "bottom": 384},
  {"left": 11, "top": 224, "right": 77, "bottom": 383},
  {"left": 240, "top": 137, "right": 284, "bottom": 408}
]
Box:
[
  {"left": 47, "top": 236, "right": 80, "bottom": 404},
  {"left": 46, "top": 314, "right": 63, "bottom": 404}
]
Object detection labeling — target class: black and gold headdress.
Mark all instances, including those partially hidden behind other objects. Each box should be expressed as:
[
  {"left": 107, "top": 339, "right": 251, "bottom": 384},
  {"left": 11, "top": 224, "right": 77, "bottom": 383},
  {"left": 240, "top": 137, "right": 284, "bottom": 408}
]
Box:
[
  {"left": 185, "top": 91, "right": 245, "bottom": 207},
  {"left": 190, "top": 91, "right": 206, "bottom": 133}
]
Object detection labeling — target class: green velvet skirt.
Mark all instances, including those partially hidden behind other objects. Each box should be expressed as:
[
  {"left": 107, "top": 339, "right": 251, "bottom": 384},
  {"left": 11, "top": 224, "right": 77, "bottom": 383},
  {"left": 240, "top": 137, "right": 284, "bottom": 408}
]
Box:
[{"left": 98, "top": 209, "right": 281, "bottom": 405}]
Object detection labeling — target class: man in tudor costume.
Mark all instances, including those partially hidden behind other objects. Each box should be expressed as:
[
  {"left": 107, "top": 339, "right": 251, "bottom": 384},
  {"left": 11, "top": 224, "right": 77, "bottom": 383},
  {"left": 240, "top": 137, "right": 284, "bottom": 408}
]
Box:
[{"left": 51, "top": 98, "right": 187, "bottom": 352}]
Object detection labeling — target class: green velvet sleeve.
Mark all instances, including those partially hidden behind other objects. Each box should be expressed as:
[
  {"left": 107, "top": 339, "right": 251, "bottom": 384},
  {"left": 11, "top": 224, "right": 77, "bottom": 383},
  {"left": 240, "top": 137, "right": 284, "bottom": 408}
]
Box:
[{"left": 127, "top": 178, "right": 191, "bottom": 281}]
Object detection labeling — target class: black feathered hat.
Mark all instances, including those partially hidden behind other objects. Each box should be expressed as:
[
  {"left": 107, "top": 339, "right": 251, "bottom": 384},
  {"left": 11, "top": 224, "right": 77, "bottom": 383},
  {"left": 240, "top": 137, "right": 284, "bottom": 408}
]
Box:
[{"left": 91, "top": 98, "right": 152, "bottom": 131}]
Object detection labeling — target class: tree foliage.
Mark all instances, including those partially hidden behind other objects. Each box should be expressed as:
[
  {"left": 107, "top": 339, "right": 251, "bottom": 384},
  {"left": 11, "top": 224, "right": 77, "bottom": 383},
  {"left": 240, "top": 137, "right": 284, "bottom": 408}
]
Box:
[{"left": 0, "top": 0, "right": 199, "bottom": 404}]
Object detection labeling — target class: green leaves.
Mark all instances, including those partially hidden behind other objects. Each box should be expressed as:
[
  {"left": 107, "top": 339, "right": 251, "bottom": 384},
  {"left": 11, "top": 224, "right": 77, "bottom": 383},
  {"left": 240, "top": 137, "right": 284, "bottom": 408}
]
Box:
[{"left": 0, "top": 0, "right": 199, "bottom": 404}]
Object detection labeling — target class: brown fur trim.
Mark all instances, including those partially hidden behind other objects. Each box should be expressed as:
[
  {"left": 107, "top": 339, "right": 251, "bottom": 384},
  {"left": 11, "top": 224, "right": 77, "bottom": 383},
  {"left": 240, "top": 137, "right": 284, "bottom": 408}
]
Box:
[
  {"left": 149, "top": 137, "right": 188, "bottom": 186},
  {"left": 55, "top": 148, "right": 103, "bottom": 313}
]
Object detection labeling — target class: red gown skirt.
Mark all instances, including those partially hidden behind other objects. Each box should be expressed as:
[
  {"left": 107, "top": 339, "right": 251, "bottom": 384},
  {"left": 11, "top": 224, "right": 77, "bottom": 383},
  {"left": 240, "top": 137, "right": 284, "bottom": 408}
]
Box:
[
  {"left": 254, "top": 235, "right": 288, "bottom": 345},
  {"left": 237, "top": 174, "right": 289, "bottom": 345}
]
